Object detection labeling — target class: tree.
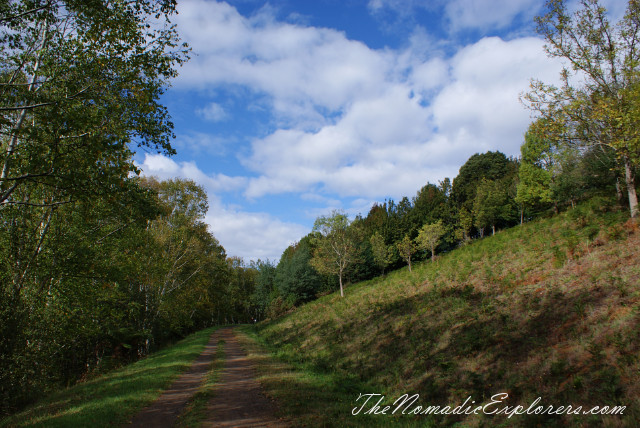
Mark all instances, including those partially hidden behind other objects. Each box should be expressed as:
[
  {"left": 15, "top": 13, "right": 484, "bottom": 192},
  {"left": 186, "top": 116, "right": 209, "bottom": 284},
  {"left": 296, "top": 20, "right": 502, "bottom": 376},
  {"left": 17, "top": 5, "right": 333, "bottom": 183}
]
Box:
[
  {"left": 276, "top": 236, "right": 323, "bottom": 304},
  {"left": 416, "top": 220, "right": 445, "bottom": 260},
  {"left": 310, "top": 210, "right": 361, "bottom": 297},
  {"left": 516, "top": 126, "right": 555, "bottom": 219},
  {"left": 0, "top": 2, "right": 189, "bottom": 397},
  {"left": 369, "top": 231, "right": 393, "bottom": 274},
  {"left": 473, "top": 178, "right": 516, "bottom": 236},
  {"left": 525, "top": 0, "right": 640, "bottom": 217},
  {"left": 396, "top": 234, "right": 415, "bottom": 272},
  {"left": 1, "top": 0, "right": 188, "bottom": 207},
  {"left": 455, "top": 207, "right": 473, "bottom": 243},
  {"left": 250, "top": 260, "right": 277, "bottom": 320},
  {"left": 451, "top": 151, "right": 513, "bottom": 211}
]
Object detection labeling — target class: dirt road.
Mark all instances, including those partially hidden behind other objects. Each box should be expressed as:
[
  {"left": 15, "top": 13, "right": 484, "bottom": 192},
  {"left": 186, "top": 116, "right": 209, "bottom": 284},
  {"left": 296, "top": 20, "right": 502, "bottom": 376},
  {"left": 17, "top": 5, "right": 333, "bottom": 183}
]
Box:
[{"left": 127, "top": 327, "right": 286, "bottom": 427}]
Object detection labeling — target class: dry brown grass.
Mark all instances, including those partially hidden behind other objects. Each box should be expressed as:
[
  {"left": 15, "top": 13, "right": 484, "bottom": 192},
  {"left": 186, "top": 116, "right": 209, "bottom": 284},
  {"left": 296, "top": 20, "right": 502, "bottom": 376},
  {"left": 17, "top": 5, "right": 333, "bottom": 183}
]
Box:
[{"left": 254, "top": 204, "right": 638, "bottom": 427}]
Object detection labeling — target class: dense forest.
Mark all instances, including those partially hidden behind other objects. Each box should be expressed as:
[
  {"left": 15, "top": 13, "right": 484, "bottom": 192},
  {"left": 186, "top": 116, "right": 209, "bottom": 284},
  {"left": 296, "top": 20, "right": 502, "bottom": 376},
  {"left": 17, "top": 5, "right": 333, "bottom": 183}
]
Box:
[
  {"left": 2, "top": 0, "right": 640, "bottom": 419},
  {"left": 0, "top": 0, "right": 259, "bottom": 414}
]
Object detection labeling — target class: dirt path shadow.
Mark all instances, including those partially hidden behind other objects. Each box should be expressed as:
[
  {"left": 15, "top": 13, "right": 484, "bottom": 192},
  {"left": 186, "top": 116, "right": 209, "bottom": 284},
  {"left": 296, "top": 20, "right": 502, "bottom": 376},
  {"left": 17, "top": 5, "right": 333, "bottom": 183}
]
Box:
[{"left": 202, "top": 327, "right": 288, "bottom": 428}]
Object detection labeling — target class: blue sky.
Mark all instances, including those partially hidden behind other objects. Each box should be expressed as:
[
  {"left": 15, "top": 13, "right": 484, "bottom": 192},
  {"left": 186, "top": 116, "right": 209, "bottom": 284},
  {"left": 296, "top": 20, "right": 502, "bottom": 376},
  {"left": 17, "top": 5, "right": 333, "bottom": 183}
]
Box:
[{"left": 135, "top": 0, "right": 622, "bottom": 262}]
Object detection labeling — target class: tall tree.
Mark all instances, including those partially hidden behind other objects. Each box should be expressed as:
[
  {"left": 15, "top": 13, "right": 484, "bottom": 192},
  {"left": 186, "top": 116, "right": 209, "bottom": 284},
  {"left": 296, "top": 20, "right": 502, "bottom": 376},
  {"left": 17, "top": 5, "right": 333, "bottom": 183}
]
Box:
[
  {"left": 0, "top": 1, "right": 189, "bottom": 387},
  {"left": 1, "top": 0, "right": 189, "bottom": 207},
  {"left": 516, "top": 126, "right": 555, "bottom": 219},
  {"left": 310, "top": 210, "right": 361, "bottom": 297},
  {"left": 451, "top": 151, "right": 513, "bottom": 211},
  {"left": 276, "top": 236, "right": 323, "bottom": 304},
  {"left": 525, "top": 0, "right": 640, "bottom": 217}
]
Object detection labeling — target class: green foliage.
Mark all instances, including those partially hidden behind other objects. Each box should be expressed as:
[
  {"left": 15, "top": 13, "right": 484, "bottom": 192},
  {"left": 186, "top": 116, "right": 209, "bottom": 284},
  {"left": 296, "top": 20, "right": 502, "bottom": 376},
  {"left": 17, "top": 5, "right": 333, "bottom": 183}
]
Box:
[
  {"left": 311, "top": 210, "right": 362, "bottom": 297},
  {"left": 369, "top": 231, "right": 394, "bottom": 274},
  {"left": 396, "top": 235, "right": 415, "bottom": 272},
  {"left": 0, "top": 1, "right": 197, "bottom": 414},
  {"left": 516, "top": 128, "right": 554, "bottom": 213},
  {"left": 526, "top": 0, "right": 640, "bottom": 217},
  {"left": 454, "top": 207, "right": 473, "bottom": 242},
  {"left": 276, "top": 237, "right": 324, "bottom": 305},
  {"left": 415, "top": 220, "right": 445, "bottom": 260},
  {"left": 0, "top": 176, "right": 236, "bottom": 415},
  {"left": 473, "top": 178, "right": 517, "bottom": 236},
  {"left": 451, "top": 151, "right": 514, "bottom": 210},
  {"left": 0, "top": 327, "right": 217, "bottom": 428},
  {"left": 250, "top": 260, "right": 278, "bottom": 320},
  {"left": 0, "top": 0, "right": 189, "bottom": 207}
]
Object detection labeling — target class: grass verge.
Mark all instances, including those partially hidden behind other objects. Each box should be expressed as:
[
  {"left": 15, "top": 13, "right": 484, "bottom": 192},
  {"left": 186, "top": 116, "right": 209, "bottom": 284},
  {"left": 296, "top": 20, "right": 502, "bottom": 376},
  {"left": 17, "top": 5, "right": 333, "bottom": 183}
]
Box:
[
  {"left": 175, "top": 338, "right": 226, "bottom": 427},
  {"left": 237, "top": 325, "right": 433, "bottom": 427},
  {"left": 0, "top": 327, "right": 218, "bottom": 428}
]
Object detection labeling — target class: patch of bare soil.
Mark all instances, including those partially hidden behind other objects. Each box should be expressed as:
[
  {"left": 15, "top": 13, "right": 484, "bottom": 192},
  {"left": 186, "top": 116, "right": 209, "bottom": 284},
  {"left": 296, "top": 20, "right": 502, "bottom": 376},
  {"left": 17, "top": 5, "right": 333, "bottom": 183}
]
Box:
[
  {"left": 202, "top": 327, "right": 288, "bottom": 428},
  {"left": 127, "top": 331, "right": 219, "bottom": 427},
  {"left": 126, "top": 327, "right": 287, "bottom": 427}
]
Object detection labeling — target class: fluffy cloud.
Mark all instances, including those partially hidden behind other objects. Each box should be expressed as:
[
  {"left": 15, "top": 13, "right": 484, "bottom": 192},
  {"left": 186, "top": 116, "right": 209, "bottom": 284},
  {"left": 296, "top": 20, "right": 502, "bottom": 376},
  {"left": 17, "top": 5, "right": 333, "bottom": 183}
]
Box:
[
  {"left": 169, "top": 0, "right": 564, "bottom": 202},
  {"left": 139, "top": 153, "right": 246, "bottom": 193},
  {"left": 432, "top": 37, "right": 563, "bottom": 156},
  {"left": 154, "top": 1, "right": 567, "bottom": 260},
  {"left": 205, "top": 209, "right": 307, "bottom": 262},
  {"left": 174, "top": 1, "right": 391, "bottom": 125},
  {"left": 196, "top": 102, "right": 229, "bottom": 122},
  {"left": 444, "top": 0, "right": 541, "bottom": 32},
  {"left": 238, "top": 35, "right": 562, "bottom": 200},
  {"left": 138, "top": 153, "right": 306, "bottom": 261}
]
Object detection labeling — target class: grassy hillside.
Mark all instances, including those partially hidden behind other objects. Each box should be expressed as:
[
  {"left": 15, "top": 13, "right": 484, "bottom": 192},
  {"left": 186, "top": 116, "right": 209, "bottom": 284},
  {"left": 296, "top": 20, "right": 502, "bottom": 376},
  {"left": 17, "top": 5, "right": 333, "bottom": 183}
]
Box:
[{"left": 253, "top": 200, "right": 639, "bottom": 427}]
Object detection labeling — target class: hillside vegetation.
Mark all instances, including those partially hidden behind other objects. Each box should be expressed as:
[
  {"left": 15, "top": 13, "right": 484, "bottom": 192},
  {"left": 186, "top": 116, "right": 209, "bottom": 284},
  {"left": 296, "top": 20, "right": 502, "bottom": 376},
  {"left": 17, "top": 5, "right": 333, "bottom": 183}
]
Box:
[{"left": 254, "top": 201, "right": 639, "bottom": 427}]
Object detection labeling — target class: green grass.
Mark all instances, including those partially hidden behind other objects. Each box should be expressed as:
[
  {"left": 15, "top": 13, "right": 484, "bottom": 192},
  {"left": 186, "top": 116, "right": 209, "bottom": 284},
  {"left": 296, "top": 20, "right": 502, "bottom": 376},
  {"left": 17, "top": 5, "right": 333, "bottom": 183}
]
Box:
[
  {"left": 237, "top": 326, "right": 433, "bottom": 427},
  {"left": 251, "top": 202, "right": 639, "bottom": 427},
  {"left": 0, "top": 327, "right": 218, "bottom": 428}
]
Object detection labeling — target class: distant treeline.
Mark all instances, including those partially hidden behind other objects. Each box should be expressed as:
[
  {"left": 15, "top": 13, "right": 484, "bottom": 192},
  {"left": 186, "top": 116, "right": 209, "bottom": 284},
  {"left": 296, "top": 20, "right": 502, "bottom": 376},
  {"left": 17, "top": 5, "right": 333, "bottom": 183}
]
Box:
[{"left": 250, "top": 140, "right": 636, "bottom": 319}]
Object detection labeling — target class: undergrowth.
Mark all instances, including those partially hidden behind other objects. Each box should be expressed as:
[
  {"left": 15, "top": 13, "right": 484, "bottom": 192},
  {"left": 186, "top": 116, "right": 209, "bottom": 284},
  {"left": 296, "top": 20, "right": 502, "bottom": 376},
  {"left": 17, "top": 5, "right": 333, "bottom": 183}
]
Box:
[{"left": 0, "top": 327, "right": 218, "bottom": 428}]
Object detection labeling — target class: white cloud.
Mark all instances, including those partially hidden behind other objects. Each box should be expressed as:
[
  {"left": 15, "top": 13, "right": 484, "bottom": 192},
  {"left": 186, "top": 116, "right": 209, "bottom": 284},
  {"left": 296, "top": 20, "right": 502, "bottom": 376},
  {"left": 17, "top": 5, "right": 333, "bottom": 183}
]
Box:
[
  {"left": 238, "top": 35, "right": 562, "bottom": 200},
  {"left": 196, "top": 102, "right": 229, "bottom": 122},
  {"left": 162, "top": 1, "right": 567, "bottom": 259},
  {"left": 138, "top": 153, "right": 306, "bottom": 261},
  {"left": 138, "top": 153, "right": 246, "bottom": 194},
  {"left": 432, "top": 37, "right": 563, "bottom": 157},
  {"left": 445, "top": 0, "right": 541, "bottom": 32},
  {"left": 174, "top": 0, "right": 391, "bottom": 125},
  {"left": 205, "top": 209, "right": 307, "bottom": 262}
]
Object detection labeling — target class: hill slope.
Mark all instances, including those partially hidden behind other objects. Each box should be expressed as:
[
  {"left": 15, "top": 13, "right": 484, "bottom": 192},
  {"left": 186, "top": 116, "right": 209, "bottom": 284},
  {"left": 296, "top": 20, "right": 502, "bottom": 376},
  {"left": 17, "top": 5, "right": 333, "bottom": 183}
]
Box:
[{"left": 255, "top": 201, "right": 639, "bottom": 427}]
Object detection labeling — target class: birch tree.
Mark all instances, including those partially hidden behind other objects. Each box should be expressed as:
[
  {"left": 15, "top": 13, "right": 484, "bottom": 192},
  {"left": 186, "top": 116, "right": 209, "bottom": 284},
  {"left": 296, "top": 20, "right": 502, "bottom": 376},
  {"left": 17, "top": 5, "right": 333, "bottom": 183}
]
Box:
[{"left": 311, "top": 210, "right": 361, "bottom": 297}]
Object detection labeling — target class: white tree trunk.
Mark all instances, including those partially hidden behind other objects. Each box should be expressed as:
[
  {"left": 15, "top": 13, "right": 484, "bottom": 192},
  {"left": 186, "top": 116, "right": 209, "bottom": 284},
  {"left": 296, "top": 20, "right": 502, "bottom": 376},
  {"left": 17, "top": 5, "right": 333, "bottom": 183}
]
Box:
[{"left": 624, "top": 156, "right": 638, "bottom": 218}]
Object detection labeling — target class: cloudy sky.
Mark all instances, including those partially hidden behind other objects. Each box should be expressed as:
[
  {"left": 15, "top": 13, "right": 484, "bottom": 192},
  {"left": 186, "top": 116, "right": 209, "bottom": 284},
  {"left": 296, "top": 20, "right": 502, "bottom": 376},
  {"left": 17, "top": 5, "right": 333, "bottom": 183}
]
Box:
[{"left": 135, "top": 0, "right": 622, "bottom": 262}]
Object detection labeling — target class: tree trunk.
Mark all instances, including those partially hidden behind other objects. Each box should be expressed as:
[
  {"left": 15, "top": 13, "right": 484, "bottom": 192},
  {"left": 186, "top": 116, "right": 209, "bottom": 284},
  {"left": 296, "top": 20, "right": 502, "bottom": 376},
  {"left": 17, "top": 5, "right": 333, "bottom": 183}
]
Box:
[
  {"left": 624, "top": 156, "right": 638, "bottom": 218},
  {"left": 616, "top": 177, "right": 624, "bottom": 206},
  {"left": 431, "top": 247, "right": 435, "bottom": 260},
  {"left": 339, "top": 273, "right": 344, "bottom": 297},
  {"left": 492, "top": 224, "right": 496, "bottom": 236}
]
